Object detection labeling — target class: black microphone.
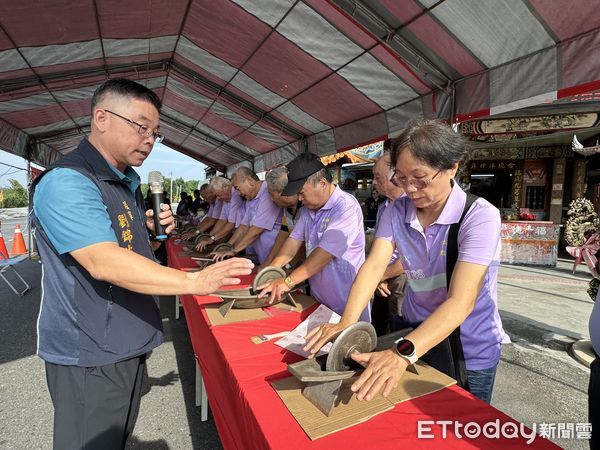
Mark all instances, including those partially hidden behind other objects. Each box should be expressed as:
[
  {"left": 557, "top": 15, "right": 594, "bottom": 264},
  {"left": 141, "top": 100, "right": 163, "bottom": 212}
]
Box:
[{"left": 148, "top": 171, "right": 168, "bottom": 241}]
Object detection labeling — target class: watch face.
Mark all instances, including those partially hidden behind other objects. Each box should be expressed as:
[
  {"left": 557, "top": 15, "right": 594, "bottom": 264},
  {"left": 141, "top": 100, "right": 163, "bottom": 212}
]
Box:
[{"left": 397, "top": 339, "right": 415, "bottom": 356}]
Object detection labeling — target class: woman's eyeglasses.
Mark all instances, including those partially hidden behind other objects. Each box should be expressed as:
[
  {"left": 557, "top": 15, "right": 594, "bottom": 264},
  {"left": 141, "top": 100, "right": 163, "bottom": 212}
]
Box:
[{"left": 391, "top": 169, "right": 442, "bottom": 190}]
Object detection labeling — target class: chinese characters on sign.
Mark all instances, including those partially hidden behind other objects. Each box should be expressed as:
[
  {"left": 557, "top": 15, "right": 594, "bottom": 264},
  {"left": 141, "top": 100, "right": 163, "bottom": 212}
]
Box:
[
  {"left": 513, "top": 167, "right": 523, "bottom": 210},
  {"left": 500, "top": 222, "right": 559, "bottom": 266}
]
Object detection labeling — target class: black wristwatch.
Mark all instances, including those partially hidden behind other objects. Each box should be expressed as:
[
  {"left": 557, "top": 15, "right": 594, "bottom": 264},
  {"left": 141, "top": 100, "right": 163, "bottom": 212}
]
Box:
[{"left": 394, "top": 337, "right": 418, "bottom": 365}]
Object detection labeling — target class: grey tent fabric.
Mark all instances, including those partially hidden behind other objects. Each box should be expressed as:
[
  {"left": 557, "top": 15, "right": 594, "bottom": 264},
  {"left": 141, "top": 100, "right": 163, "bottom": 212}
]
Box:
[{"left": 0, "top": 0, "right": 599, "bottom": 171}]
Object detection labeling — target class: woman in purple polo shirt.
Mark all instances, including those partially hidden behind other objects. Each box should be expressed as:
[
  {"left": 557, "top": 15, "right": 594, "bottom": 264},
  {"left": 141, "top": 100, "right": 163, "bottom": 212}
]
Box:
[{"left": 305, "top": 119, "right": 509, "bottom": 404}]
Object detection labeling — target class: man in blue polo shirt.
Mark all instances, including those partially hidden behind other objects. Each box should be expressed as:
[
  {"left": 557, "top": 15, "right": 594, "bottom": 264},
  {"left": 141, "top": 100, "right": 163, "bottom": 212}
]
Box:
[{"left": 32, "top": 78, "right": 253, "bottom": 450}]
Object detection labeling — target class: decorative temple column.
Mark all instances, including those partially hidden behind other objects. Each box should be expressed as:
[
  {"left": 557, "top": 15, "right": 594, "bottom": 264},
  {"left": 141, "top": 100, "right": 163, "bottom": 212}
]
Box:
[
  {"left": 572, "top": 160, "right": 586, "bottom": 200},
  {"left": 549, "top": 158, "right": 565, "bottom": 224}
]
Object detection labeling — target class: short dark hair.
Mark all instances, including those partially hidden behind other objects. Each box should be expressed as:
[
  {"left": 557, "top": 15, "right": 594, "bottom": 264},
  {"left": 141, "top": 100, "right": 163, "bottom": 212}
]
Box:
[
  {"left": 383, "top": 138, "right": 392, "bottom": 152},
  {"left": 390, "top": 119, "right": 469, "bottom": 170},
  {"left": 91, "top": 78, "right": 162, "bottom": 113}
]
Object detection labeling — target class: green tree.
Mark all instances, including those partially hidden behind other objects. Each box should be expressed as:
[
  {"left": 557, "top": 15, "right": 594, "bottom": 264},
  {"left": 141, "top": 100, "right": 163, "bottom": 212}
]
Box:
[
  {"left": 140, "top": 178, "right": 202, "bottom": 203},
  {"left": 2, "top": 179, "right": 28, "bottom": 208}
]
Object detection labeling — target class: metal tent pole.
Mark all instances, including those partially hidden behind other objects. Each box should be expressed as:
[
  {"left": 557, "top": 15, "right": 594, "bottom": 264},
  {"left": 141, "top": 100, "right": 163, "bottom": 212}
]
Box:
[{"left": 27, "top": 159, "right": 32, "bottom": 259}]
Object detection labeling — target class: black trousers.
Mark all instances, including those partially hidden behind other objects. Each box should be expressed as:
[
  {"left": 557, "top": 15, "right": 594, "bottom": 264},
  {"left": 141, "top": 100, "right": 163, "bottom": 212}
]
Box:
[
  {"left": 45, "top": 354, "right": 146, "bottom": 450},
  {"left": 371, "top": 274, "right": 407, "bottom": 336},
  {"left": 590, "top": 357, "right": 600, "bottom": 450}
]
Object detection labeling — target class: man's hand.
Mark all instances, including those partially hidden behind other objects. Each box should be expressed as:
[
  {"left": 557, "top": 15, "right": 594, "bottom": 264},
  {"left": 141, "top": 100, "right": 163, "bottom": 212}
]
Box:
[
  {"left": 257, "top": 277, "right": 290, "bottom": 304},
  {"left": 194, "top": 237, "right": 212, "bottom": 252},
  {"left": 181, "top": 229, "right": 199, "bottom": 240},
  {"left": 350, "top": 349, "right": 408, "bottom": 401},
  {"left": 145, "top": 204, "right": 175, "bottom": 235},
  {"left": 187, "top": 257, "right": 254, "bottom": 295},
  {"left": 376, "top": 281, "right": 391, "bottom": 297},
  {"left": 211, "top": 250, "right": 235, "bottom": 262},
  {"left": 303, "top": 322, "right": 346, "bottom": 358}
]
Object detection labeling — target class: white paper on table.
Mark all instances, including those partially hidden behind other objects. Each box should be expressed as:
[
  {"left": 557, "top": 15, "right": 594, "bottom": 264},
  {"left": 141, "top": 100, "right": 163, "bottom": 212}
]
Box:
[{"left": 275, "top": 304, "right": 340, "bottom": 358}]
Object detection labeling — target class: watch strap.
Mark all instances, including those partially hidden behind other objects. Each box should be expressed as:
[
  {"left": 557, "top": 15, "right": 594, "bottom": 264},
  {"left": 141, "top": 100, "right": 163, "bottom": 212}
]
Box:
[
  {"left": 394, "top": 337, "right": 418, "bottom": 365},
  {"left": 284, "top": 276, "right": 294, "bottom": 289}
]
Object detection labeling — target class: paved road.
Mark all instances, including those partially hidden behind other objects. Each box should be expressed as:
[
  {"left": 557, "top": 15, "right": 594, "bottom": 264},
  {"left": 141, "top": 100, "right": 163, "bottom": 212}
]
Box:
[
  {"left": 0, "top": 208, "right": 30, "bottom": 254},
  {"left": 494, "top": 262, "right": 592, "bottom": 449}
]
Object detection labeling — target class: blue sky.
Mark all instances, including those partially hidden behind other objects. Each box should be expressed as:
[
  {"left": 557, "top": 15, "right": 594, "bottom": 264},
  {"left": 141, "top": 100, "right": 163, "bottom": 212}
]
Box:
[{"left": 0, "top": 142, "right": 207, "bottom": 188}]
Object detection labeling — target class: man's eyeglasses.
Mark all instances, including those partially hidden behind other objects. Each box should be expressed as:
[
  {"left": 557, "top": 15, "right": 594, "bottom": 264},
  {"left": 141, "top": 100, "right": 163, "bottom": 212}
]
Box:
[
  {"left": 104, "top": 109, "right": 163, "bottom": 143},
  {"left": 392, "top": 169, "right": 442, "bottom": 190}
]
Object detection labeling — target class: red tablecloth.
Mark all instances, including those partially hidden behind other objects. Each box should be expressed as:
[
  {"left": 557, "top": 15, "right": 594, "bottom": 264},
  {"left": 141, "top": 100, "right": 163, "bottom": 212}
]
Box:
[{"left": 167, "top": 238, "right": 559, "bottom": 449}]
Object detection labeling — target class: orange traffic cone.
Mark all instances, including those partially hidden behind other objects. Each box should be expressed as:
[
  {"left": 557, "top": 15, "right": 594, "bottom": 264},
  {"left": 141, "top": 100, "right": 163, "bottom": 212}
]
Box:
[
  {"left": 11, "top": 224, "right": 27, "bottom": 255},
  {"left": 0, "top": 230, "right": 8, "bottom": 259}
]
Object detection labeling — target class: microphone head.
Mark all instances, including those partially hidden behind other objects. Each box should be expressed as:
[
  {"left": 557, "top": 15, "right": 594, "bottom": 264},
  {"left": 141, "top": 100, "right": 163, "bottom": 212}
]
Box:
[
  {"left": 148, "top": 171, "right": 163, "bottom": 184},
  {"left": 148, "top": 171, "right": 164, "bottom": 193}
]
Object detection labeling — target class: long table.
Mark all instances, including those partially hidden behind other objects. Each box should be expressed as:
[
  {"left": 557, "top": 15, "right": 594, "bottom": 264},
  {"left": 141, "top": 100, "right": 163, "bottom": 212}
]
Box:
[{"left": 166, "top": 239, "right": 558, "bottom": 449}]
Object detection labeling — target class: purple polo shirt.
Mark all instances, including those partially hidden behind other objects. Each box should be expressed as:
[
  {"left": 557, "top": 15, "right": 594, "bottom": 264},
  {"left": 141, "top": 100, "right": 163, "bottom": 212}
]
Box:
[
  {"left": 241, "top": 181, "right": 282, "bottom": 263},
  {"left": 208, "top": 199, "right": 223, "bottom": 219},
  {"left": 227, "top": 188, "right": 245, "bottom": 225},
  {"left": 375, "top": 199, "right": 388, "bottom": 226},
  {"left": 376, "top": 199, "right": 398, "bottom": 264},
  {"left": 290, "top": 186, "right": 368, "bottom": 321},
  {"left": 376, "top": 181, "right": 509, "bottom": 370},
  {"left": 218, "top": 194, "right": 231, "bottom": 221},
  {"left": 206, "top": 201, "right": 215, "bottom": 217},
  {"left": 199, "top": 201, "right": 214, "bottom": 223},
  {"left": 235, "top": 200, "right": 247, "bottom": 227}
]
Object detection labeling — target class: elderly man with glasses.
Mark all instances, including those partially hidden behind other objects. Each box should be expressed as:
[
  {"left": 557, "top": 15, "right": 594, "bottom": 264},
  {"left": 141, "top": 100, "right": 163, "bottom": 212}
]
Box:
[{"left": 31, "top": 78, "right": 253, "bottom": 449}]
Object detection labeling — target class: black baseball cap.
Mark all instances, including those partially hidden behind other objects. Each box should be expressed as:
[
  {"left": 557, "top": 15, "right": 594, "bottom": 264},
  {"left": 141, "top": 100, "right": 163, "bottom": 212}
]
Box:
[{"left": 282, "top": 152, "right": 326, "bottom": 196}]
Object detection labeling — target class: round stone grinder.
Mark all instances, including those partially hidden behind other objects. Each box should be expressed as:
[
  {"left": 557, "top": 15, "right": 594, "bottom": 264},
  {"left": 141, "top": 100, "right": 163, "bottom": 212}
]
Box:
[
  {"left": 212, "top": 242, "right": 234, "bottom": 253},
  {"left": 215, "top": 266, "right": 294, "bottom": 315},
  {"left": 252, "top": 266, "right": 286, "bottom": 292},
  {"left": 193, "top": 233, "right": 212, "bottom": 245},
  {"left": 325, "top": 322, "right": 377, "bottom": 371}
]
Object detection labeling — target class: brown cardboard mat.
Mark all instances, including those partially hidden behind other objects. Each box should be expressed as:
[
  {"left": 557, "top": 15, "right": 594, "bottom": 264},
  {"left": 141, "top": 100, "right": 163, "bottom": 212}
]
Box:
[
  {"left": 204, "top": 293, "right": 316, "bottom": 326},
  {"left": 272, "top": 292, "right": 316, "bottom": 313},
  {"left": 385, "top": 360, "right": 456, "bottom": 405},
  {"left": 271, "top": 360, "right": 456, "bottom": 440},
  {"left": 204, "top": 303, "right": 270, "bottom": 325},
  {"left": 271, "top": 376, "right": 393, "bottom": 440}
]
